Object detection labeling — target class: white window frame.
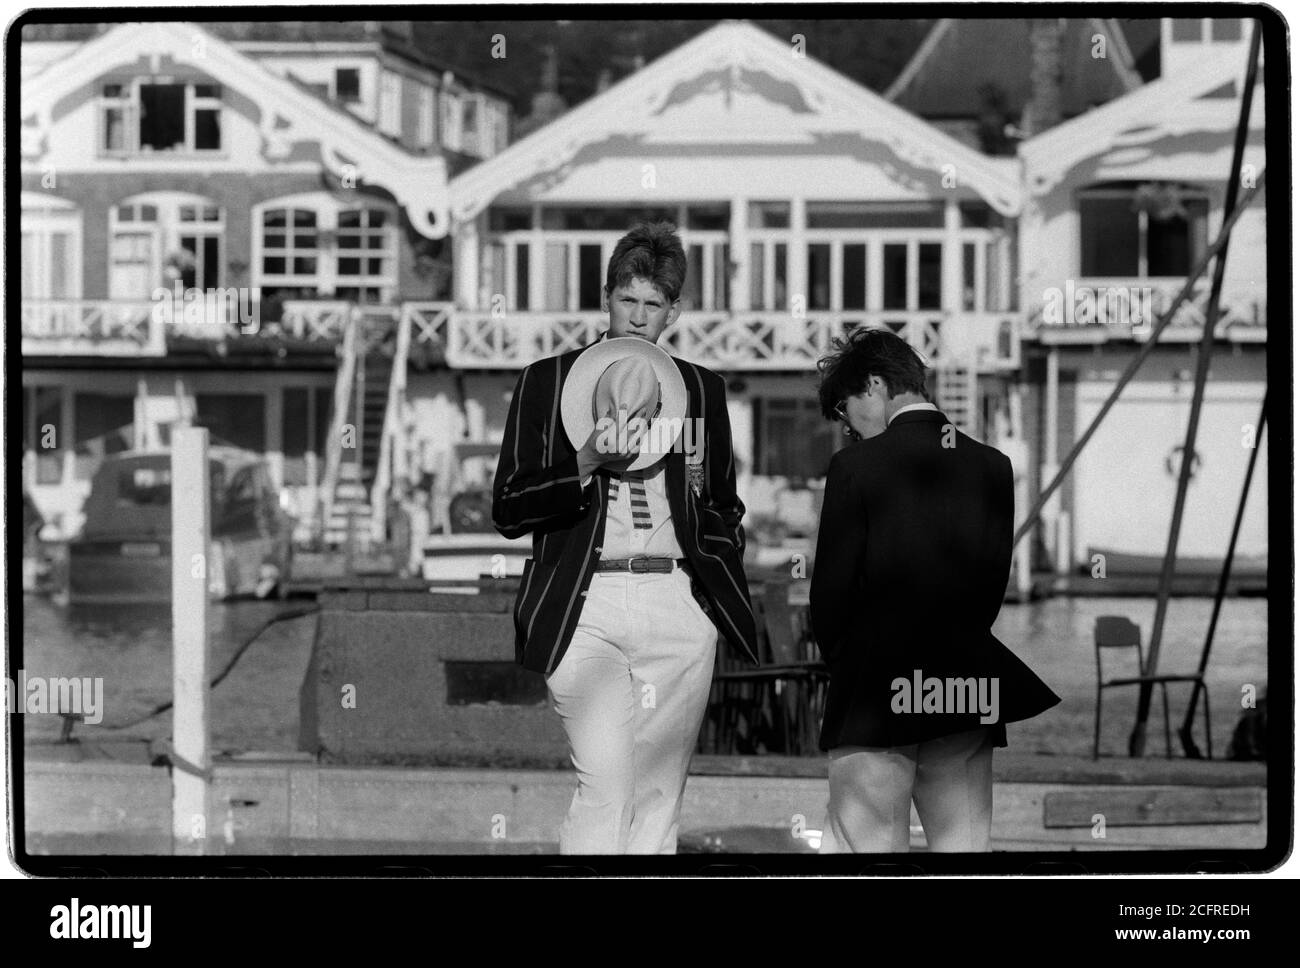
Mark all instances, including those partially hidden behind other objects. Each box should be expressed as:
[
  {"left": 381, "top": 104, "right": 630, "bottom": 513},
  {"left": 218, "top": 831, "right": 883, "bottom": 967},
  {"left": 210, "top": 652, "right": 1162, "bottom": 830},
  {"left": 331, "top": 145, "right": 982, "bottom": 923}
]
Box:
[
  {"left": 21, "top": 192, "right": 83, "bottom": 300},
  {"left": 99, "top": 78, "right": 224, "bottom": 156},
  {"left": 110, "top": 192, "right": 226, "bottom": 296},
  {"left": 1078, "top": 185, "right": 1211, "bottom": 280},
  {"left": 253, "top": 192, "right": 398, "bottom": 301},
  {"left": 678, "top": 230, "right": 731, "bottom": 312},
  {"left": 803, "top": 229, "right": 993, "bottom": 313}
]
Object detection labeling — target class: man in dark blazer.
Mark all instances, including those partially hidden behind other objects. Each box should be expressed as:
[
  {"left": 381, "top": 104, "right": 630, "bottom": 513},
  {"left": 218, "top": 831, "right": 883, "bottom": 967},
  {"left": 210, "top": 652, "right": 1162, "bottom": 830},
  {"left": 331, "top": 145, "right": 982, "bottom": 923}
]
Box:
[
  {"left": 492, "top": 222, "right": 759, "bottom": 854},
  {"left": 810, "top": 327, "right": 1058, "bottom": 852}
]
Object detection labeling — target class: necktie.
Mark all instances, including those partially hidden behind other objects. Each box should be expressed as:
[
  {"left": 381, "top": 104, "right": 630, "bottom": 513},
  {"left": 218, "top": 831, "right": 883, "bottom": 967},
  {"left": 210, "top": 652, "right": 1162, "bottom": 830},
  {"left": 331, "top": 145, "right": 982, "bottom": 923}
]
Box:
[{"left": 608, "top": 471, "right": 653, "bottom": 530}]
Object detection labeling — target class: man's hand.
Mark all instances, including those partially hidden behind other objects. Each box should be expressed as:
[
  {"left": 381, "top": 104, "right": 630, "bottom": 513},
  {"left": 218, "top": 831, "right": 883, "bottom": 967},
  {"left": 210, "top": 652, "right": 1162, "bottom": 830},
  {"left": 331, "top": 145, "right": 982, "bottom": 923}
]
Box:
[{"left": 577, "top": 404, "right": 648, "bottom": 479}]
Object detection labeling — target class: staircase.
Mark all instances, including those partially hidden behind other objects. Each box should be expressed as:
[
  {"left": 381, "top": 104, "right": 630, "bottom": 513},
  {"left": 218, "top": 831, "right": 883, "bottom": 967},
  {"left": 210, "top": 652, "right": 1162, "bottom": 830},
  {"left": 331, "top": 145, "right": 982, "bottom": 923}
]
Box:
[
  {"left": 317, "top": 308, "right": 404, "bottom": 549},
  {"left": 935, "top": 364, "right": 978, "bottom": 438},
  {"left": 360, "top": 349, "right": 394, "bottom": 493}
]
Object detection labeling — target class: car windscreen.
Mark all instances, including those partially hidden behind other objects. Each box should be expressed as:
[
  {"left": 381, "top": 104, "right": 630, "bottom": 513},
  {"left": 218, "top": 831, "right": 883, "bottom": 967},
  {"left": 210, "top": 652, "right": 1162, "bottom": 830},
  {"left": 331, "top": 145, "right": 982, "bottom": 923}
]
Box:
[{"left": 112, "top": 464, "right": 226, "bottom": 506}]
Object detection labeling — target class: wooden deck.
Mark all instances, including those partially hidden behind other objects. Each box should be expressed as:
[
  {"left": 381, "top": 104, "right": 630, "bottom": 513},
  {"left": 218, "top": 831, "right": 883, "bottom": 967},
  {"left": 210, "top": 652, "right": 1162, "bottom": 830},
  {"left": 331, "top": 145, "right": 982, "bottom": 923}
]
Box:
[{"left": 22, "top": 744, "right": 1267, "bottom": 855}]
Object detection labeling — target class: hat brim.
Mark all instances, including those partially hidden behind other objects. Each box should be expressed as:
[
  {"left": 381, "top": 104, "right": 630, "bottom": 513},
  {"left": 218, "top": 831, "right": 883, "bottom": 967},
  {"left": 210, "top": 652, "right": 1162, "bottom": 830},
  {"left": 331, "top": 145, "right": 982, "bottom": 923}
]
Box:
[{"left": 560, "top": 337, "right": 688, "bottom": 472}]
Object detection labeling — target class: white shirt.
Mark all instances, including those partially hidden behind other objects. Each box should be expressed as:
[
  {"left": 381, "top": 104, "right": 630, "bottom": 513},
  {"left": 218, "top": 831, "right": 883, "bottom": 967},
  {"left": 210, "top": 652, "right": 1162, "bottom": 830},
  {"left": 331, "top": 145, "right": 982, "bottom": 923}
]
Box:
[
  {"left": 583, "top": 460, "right": 684, "bottom": 560},
  {"left": 887, "top": 401, "right": 941, "bottom": 426}
]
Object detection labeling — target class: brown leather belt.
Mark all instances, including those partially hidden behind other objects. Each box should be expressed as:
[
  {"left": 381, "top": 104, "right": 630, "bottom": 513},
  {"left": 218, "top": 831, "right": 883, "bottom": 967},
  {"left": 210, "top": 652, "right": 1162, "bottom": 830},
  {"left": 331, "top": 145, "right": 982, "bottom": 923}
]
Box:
[{"left": 594, "top": 557, "right": 689, "bottom": 573}]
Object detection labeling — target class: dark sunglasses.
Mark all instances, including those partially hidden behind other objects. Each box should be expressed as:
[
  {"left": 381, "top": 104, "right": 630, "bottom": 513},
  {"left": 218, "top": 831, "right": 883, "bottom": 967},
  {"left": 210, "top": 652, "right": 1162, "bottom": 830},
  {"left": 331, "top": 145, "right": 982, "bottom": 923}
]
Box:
[{"left": 833, "top": 400, "right": 861, "bottom": 440}]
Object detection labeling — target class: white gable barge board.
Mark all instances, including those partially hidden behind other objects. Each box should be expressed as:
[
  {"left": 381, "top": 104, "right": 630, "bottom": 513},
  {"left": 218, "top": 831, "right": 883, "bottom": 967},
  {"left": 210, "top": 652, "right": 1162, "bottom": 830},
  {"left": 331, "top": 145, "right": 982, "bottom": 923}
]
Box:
[
  {"left": 1019, "top": 44, "right": 1264, "bottom": 193},
  {"left": 21, "top": 21, "right": 450, "bottom": 238},
  {"left": 449, "top": 21, "right": 1022, "bottom": 221}
]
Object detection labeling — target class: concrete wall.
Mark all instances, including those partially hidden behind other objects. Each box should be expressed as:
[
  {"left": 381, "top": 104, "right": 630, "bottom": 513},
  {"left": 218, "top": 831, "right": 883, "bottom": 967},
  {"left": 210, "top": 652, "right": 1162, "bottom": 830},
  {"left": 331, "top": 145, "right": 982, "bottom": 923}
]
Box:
[{"left": 298, "top": 586, "right": 569, "bottom": 766}]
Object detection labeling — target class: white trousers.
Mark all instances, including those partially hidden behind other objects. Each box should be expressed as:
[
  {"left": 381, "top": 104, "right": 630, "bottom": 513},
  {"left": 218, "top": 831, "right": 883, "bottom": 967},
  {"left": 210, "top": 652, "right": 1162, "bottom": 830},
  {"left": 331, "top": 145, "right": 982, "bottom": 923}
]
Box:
[
  {"left": 819, "top": 727, "right": 995, "bottom": 853},
  {"left": 546, "top": 568, "right": 718, "bottom": 854}
]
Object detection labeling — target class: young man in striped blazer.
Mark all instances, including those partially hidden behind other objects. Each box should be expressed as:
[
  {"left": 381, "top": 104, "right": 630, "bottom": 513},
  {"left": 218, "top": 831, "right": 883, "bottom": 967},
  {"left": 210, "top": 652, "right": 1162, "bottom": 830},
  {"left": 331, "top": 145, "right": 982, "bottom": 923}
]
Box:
[{"left": 492, "top": 222, "right": 760, "bottom": 854}]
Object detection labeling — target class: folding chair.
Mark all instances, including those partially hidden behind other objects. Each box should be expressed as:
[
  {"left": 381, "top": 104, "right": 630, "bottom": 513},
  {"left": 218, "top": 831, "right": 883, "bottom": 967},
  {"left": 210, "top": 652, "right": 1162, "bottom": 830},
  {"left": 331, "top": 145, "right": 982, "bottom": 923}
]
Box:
[{"left": 1093, "top": 615, "right": 1211, "bottom": 759}]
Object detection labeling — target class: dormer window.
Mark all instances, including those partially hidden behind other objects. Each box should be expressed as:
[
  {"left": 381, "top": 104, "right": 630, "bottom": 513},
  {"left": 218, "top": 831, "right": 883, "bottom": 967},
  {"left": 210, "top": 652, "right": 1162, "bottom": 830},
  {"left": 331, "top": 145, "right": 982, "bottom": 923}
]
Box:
[
  {"left": 99, "top": 80, "right": 223, "bottom": 155},
  {"left": 335, "top": 68, "right": 361, "bottom": 104}
]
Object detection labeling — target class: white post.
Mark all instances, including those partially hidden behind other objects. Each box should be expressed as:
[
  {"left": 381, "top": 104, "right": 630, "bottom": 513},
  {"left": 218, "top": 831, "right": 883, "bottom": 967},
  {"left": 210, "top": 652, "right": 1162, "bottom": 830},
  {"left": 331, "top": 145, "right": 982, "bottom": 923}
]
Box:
[
  {"left": 174, "top": 377, "right": 192, "bottom": 427},
  {"left": 730, "top": 196, "right": 750, "bottom": 313},
  {"left": 267, "top": 386, "right": 284, "bottom": 490},
  {"left": 1055, "top": 510, "right": 1073, "bottom": 575},
  {"left": 789, "top": 196, "right": 807, "bottom": 318},
  {"left": 455, "top": 217, "right": 480, "bottom": 310},
  {"left": 134, "top": 378, "right": 149, "bottom": 451},
  {"left": 1015, "top": 471, "right": 1033, "bottom": 599},
  {"left": 1042, "top": 346, "right": 1061, "bottom": 565},
  {"left": 942, "top": 197, "right": 963, "bottom": 353},
  {"left": 171, "top": 426, "right": 211, "bottom": 855},
  {"left": 529, "top": 204, "right": 544, "bottom": 313}
]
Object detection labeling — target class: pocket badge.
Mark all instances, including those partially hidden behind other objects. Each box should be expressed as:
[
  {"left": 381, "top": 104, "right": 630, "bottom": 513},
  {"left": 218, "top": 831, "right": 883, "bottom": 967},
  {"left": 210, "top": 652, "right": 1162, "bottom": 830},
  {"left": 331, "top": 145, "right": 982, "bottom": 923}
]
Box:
[{"left": 687, "top": 460, "right": 705, "bottom": 500}]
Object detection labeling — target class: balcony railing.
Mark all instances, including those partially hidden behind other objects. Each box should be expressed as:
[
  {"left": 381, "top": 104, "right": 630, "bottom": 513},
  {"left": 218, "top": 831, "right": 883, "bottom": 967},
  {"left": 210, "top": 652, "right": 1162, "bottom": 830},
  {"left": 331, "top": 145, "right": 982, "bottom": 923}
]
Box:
[
  {"left": 23, "top": 298, "right": 1019, "bottom": 371},
  {"left": 434, "top": 309, "right": 1019, "bottom": 371},
  {"left": 1029, "top": 277, "right": 1265, "bottom": 342},
  {"left": 21, "top": 300, "right": 165, "bottom": 356}
]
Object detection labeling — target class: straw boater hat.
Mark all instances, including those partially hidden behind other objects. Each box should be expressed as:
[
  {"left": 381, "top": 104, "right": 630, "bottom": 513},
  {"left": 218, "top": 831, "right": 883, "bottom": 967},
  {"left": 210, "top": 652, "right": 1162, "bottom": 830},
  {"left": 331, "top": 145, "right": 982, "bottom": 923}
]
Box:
[{"left": 560, "top": 336, "right": 688, "bottom": 472}]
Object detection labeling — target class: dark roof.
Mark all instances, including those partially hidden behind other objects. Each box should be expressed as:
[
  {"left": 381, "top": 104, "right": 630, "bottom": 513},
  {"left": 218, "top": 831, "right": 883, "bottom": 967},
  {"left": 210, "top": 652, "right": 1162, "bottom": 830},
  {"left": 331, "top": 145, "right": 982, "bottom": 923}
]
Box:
[
  {"left": 19, "top": 20, "right": 512, "bottom": 99},
  {"left": 889, "top": 19, "right": 1140, "bottom": 121}
]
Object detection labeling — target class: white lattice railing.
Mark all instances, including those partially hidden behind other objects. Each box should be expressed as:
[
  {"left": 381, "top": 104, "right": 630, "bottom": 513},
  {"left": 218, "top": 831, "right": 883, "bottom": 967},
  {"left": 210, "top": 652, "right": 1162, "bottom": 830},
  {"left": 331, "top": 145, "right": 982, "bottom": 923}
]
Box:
[
  {"left": 275, "top": 300, "right": 352, "bottom": 341},
  {"left": 401, "top": 300, "right": 455, "bottom": 349},
  {"left": 439, "top": 310, "right": 1019, "bottom": 372},
  {"left": 21, "top": 300, "right": 165, "bottom": 356},
  {"left": 22, "top": 298, "right": 1024, "bottom": 370},
  {"left": 22, "top": 297, "right": 357, "bottom": 355}
]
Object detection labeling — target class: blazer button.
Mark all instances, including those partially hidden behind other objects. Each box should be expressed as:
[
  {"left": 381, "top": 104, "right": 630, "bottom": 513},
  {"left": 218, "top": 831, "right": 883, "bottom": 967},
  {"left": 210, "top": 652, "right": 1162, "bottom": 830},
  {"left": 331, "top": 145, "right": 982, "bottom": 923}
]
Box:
[{"left": 594, "top": 547, "right": 602, "bottom": 554}]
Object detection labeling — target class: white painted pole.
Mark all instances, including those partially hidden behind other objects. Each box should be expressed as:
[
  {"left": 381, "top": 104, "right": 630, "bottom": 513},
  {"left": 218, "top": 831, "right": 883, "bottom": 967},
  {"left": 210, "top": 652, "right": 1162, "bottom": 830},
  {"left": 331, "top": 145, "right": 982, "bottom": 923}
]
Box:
[
  {"left": 171, "top": 426, "right": 211, "bottom": 854},
  {"left": 1041, "top": 346, "right": 1060, "bottom": 566}
]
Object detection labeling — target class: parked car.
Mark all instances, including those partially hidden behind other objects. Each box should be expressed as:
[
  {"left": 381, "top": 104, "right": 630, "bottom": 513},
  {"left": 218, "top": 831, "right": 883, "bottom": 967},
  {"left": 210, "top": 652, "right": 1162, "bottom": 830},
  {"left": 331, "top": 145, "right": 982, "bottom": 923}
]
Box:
[{"left": 67, "top": 448, "right": 294, "bottom": 604}]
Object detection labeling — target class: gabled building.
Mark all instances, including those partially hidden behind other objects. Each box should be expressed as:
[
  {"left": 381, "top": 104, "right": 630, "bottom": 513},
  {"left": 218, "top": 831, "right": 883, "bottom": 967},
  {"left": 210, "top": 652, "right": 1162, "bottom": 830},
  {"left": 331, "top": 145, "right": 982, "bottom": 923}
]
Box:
[
  {"left": 441, "top": 19, "right": 1024, "bottom": 534},
  {"left": 1017, "top": 17, "right": 1267, "bottom": 568},
  {"left": 19, "top": 19, "right": 510, "bottom": 542},
  {"left": 20, "top": 17, "right": 1269, "bottom": 573}
]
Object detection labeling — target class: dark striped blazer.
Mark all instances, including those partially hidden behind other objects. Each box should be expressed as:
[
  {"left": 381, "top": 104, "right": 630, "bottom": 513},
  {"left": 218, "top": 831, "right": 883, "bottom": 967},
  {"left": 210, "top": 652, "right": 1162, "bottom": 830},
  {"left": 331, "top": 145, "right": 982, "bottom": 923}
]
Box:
[{"left": 492, "top": 340, "right": 761, "bottom": 675}]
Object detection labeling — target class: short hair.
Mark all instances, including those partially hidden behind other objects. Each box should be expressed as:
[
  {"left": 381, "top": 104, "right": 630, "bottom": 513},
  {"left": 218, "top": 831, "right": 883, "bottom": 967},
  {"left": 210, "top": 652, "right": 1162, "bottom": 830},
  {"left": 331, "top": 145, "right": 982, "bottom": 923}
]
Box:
[
  {"left": 605, "top": 221, "right": 687, "bottom": 303},
  {"left": 816, "top": 327, "right": 931, "bottom": 420}
]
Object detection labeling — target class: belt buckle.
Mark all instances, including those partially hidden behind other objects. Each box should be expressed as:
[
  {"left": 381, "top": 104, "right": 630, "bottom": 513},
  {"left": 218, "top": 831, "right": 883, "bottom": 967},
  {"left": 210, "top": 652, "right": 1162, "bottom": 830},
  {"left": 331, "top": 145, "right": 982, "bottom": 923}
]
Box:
[{"left": 630, "top": 557, "right": 671, "bottom": 573}]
